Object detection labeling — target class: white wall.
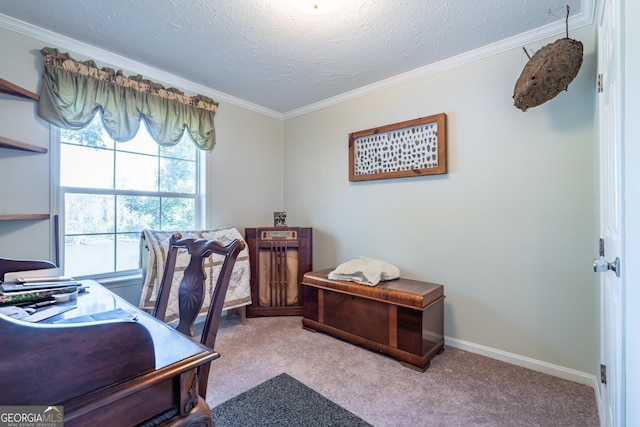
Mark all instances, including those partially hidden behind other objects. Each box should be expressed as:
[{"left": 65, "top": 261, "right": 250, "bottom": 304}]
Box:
[
  {"left": 0, "top": 26, "right": 283, "bottom": 260},
  {"left": 0, "top": 28, "right": 52, "bottom": 260},
  {"left": 206, "top": 101, "right": 283, "bottom": 230},
  {"left": 283, "top": 25, "right": 598, "bottom": 374},
  {"left": 0, "top": 19, "right": 601, "bottom": 379}
]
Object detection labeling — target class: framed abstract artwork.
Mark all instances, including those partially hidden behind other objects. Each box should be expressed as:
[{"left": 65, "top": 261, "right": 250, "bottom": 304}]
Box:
[{"left": 348, "top": 113, "right": 447, "bottom": 182}]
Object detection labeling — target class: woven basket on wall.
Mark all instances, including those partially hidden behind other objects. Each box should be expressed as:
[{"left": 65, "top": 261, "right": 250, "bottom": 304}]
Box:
[{"left": 513, "top": 37, "right": 584, "bottom": 112}]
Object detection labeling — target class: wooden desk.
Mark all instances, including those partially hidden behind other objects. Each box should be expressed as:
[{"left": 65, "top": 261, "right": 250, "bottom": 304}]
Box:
[{"left": 0, "top": 281, "right": 218, "bottom": 426}]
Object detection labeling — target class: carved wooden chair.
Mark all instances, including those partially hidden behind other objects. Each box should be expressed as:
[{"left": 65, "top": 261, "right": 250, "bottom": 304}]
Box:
[
  {"left": 0, "top": 257, "right": 57, "bottom": 281},
  {"left": 151, "top": 233, "right": 245, "bottom": 398}
]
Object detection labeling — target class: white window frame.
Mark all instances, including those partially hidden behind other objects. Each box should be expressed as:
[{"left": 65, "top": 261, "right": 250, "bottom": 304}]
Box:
[{"left": 49, "top": 125, "right": 205, "bottom": 280}]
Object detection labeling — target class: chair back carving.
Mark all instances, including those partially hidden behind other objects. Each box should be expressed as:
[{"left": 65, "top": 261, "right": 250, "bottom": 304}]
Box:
[{"left": 152, "top": 233, "right": 245, "bottom": 398}]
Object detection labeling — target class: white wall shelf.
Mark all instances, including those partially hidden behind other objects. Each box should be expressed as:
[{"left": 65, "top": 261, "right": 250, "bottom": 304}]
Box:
[{"left": 0, "top": 77, "right": 49, "bottom": 220}]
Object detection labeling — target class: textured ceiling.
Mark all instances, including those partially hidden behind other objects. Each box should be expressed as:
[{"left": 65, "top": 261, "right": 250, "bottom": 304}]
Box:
[{"left": 0, "top": 0, "right": 589, "bottom": 116}]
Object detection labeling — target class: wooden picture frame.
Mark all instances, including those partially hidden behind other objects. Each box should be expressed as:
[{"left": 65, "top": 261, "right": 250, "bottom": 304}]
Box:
[{"left": 349, "top": 113, "right": 447, "bottom": 182}]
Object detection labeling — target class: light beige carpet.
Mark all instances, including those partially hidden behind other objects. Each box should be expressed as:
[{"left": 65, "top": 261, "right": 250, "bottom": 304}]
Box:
[{"left": 206, "top": 315, "right": 599, "bottom": 427}]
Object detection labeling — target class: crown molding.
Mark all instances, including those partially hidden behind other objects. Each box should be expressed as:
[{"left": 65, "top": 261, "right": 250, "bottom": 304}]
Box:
[
  {"left": 283, "top": 1, "right": 595, "bottom": 119},
  {"left": 1, "top": 0, "right": 594, "bottom": 122},
  {"left": 0, "top": 12, "right": 284, "bottom": 120}
]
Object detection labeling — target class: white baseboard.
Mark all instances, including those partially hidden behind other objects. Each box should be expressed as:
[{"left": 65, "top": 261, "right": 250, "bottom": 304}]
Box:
[
  {"left": 594, "top": 380, "right": 604, "bottom": 427},
  {"left": 444, "top": 335, "right": 603, "bottom": 424},
  {"left": 444, "top": 335, "right": 599, "bottom": 389}
]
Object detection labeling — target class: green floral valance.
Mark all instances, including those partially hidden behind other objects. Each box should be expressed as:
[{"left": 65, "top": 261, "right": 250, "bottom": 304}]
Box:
[{"left": 37, "top": 47, "right": 218, "bottom": 150}]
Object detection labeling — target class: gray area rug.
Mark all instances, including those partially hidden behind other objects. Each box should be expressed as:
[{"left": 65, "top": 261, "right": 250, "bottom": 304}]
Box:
[{"left": 212, "top": 373, "right": 372, "bottom": 427}]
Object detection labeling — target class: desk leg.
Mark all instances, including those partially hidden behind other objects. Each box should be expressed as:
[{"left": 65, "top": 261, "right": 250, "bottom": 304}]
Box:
[
  {"left": 179, "top": 370, "right": 200, "bottom": 415},
  {"left": 156, "top": 397, "right": 213, "bottom": 427}
]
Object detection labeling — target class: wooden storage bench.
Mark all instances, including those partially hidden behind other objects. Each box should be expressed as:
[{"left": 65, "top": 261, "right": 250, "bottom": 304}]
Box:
[{"left": 302, "top": 268, "right": 444, "bottom": 372}]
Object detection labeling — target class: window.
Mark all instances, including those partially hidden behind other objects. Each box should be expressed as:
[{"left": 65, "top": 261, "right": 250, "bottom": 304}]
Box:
[{"left": 59, "top": 114, "right": 200, "bottom": 277}]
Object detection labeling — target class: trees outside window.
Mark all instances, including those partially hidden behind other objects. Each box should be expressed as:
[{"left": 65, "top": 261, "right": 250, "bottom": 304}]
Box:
[{"left": 59, "top": 115, "right": 199, "bottom": 277}]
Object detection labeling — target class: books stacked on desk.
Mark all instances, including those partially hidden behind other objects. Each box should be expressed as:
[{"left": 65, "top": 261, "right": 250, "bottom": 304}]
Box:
[
  {"left": 2, "top": 267, "right": 63, "bottom": 283},
  {"left": 0, "top": 278, "right": 81, "bottom": 306}
]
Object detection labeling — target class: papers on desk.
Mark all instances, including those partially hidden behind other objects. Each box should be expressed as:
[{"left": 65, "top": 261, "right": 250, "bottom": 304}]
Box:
[
  {"left": 3, "top": 267, "right": 63, "bottom": 283},
  {"left": 0, "top": 284, "right": 80, "bottom": 307},
  {"left": 16, "top": 275, "right": 74, "bottom": 284},
  {"left": 0, "top": 305, "right": 31, "bottom": 320},
  {"left": 22, "top": 305, "right": 77, "bottom": 322},
  {"left": 0, "top": 271, "right": 80, "bottom": 306},
  {"left": 54, "top": 308, "right": 138, "bottom": 324},
  {"left": 0, "top": 304, "right": 78, "bottom": 322},
  {"left": 0, "top": 281, "right": 81, "bottom": 293}
]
